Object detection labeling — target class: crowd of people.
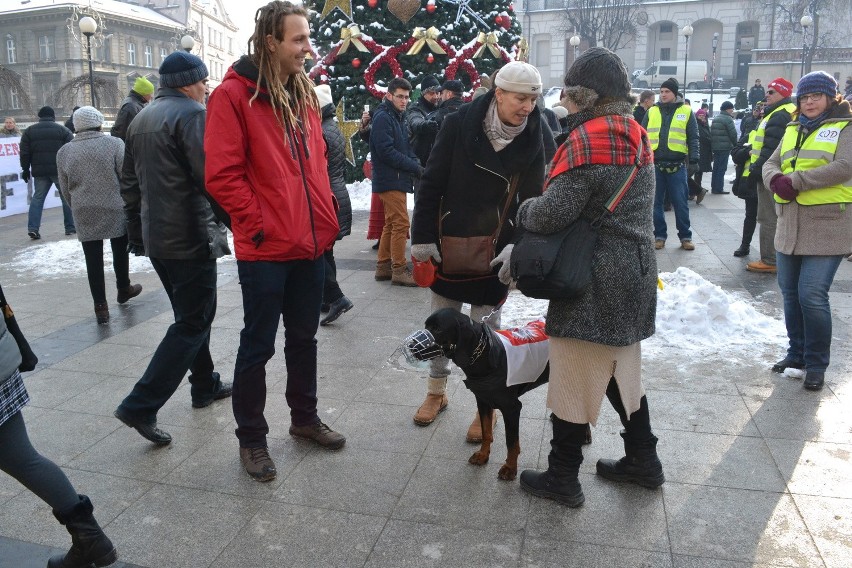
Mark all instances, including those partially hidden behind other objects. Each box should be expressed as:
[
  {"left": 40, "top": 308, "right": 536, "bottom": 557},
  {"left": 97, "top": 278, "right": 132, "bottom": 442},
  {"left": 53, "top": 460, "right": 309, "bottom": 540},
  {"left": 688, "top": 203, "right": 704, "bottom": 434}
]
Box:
[{"left": 2, "top": 1, "right": 851, "bottom": 564}]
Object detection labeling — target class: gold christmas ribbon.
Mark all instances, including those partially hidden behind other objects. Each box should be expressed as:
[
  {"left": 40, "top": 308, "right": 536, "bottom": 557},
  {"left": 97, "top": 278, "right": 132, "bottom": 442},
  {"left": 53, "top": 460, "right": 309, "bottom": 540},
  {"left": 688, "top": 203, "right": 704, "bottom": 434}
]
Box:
[
  {"left": 406, "top": 27, "right": 446, "bottom": 56},
  {"left": 473, "top": 32, "right": 501, "bottom": 59},
  {"left": 339, "top": 25, "right": 369, "bottom": 54},
  {"left": 515, "top": 37, "right": 529, "bottom": 62}
]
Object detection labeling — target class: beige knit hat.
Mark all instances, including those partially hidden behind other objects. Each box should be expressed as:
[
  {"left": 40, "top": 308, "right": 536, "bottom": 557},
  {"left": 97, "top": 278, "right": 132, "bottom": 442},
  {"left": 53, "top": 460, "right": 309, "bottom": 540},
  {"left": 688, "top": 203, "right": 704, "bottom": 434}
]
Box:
[
  {"left": 494, "top": 61, "right": 542, "bottom": 94},
  {"left": 72, "top": 106, "right": 104, "bottom": 132},
  {"left": 314, "top": 84, "right": 333, "bottom": 109}
]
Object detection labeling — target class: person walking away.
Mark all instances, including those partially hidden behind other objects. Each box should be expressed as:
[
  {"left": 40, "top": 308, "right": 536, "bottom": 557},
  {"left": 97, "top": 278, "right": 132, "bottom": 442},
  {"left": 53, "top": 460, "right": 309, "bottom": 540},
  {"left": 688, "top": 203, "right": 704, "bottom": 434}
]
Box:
[
  {"left": 0, "top": 284, "right": 118, "bottom": 567},
  {"left": 110, "top": 77, "right": 155, "bottom": 141},
  {"left": 742, "top": 77, "right": 795, "bottom": 274},
  {"left": 64, "top": 107, "right": 80, "bottom": 134},
  {"left": 633, "top": 89, "right": 655, "bottom": 124},
  {"left": 114, "top": 51, "right": 232, "bottom": 446},
  {"left": 410, "top": 61, "right": 546, "bottom": 440},
  {"left": 516, "top": 48, "right": 662, "bottom": 507},
  {"left": 205, "top": 0, "right": 346, "bottom": 483},
  {"left": 710, "top": 101, "right": 738, "bottom": 194},
  {"left": 314, "top": 84, "right": 354, "bottom": 325},
  {"left": 370, "top": 77, "right": 422, "bottom": 286},
  {"left": 20, "top": 106, "right": 75, "bottom": 239},
  {"left": 56, "top": 107, "right": 142, "bottom": 324},
  {"left": 405, "top": 74, "right": 441, "bottom": 172},
  {"left": 748, "top": 79, "right": 765, "bottom": 108},
  {"left": 763, "top": 71, "right": 852, "bottom": 391},
  {"left": 690, "top": 108, "right": 712, "bottom": 202},
  {"left": 642, "top": 78, "right": 699, "bottom": 250}
]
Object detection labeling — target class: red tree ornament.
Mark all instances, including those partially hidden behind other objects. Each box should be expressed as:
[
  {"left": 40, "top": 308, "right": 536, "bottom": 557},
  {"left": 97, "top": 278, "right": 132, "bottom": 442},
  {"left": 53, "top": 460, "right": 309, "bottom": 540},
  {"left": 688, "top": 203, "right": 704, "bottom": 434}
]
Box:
[
  {"left": 352, "top": 58, "right": 361, "bottom": 68},
  {"left": 426, "top": 53, "right": 434, "bottom": 64},
  {"left": 368, "top": 0, "right": 378, "bottom": 7},
  {"left": 426, "top": 0, "right": 436, "bottom": 14}
]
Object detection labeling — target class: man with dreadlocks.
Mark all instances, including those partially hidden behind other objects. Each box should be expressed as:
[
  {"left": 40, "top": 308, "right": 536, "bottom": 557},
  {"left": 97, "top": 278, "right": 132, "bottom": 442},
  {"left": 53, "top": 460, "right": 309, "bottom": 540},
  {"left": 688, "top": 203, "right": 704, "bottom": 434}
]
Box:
[{"left": 205, "top": 0, "right": 345, "bottom": 483}]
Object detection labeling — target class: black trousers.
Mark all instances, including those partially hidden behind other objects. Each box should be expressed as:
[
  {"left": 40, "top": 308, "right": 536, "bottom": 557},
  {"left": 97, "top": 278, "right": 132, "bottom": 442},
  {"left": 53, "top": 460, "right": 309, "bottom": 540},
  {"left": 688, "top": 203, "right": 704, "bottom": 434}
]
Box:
[{"left": 81, "top": 235, "right": 130, "bottom": 304}]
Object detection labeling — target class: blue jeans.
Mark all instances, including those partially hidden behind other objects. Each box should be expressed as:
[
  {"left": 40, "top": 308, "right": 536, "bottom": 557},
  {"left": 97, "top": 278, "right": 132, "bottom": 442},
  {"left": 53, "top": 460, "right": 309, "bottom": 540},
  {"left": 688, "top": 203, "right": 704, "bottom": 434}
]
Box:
[
  {"left": 118, "top": 258, "right": 219, "bottom": 422},
  {"left": 28, "top": 176, "right": 75, "bottom": 233},
  {"left": 711, "top": 152, "right": 729, "bottom": 193},
  {"left": 232, "top": 258, "right": 324, "bottom": 448},
  {"left": 776, "top": 253, "right": 843, "bottom": 373},
  {"left": 653, "top": 166, "right": 692, "bottom": 241}
]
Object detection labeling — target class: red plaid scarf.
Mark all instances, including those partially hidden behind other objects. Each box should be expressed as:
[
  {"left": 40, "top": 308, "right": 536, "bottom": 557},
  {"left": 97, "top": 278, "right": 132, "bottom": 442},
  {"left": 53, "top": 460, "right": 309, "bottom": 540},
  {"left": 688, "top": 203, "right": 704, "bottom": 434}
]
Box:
[{"left": 548, "top": 115, "right": 653, "bottom": 184}]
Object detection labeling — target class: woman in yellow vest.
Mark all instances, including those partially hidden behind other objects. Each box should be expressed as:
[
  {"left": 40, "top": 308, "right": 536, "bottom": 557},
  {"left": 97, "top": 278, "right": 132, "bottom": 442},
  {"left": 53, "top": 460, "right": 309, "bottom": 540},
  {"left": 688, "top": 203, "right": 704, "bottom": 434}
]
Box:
[{"left": 763, "top": 71, "right": 852, "bottom": 391}]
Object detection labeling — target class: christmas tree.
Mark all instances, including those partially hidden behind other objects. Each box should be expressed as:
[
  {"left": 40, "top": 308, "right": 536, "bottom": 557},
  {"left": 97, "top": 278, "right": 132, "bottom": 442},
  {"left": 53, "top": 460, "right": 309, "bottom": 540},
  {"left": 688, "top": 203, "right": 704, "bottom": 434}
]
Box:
[{"left": 307, "top": 0, "right": 524, "bottom": 179}]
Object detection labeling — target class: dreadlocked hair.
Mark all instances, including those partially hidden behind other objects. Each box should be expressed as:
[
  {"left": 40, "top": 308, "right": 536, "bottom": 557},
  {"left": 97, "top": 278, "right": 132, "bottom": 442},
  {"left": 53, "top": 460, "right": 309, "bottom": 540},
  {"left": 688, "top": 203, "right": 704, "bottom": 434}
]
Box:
[{"left": 248, "top": 1, "right": 319, "bottom": 133}]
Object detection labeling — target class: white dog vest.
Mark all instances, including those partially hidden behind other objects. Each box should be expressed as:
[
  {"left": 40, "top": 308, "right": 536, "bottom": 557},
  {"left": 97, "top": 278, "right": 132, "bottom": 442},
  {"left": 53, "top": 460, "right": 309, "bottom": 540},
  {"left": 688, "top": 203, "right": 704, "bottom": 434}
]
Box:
[{"left": 494, "top": 320, "right": 549, "bottom": 387}]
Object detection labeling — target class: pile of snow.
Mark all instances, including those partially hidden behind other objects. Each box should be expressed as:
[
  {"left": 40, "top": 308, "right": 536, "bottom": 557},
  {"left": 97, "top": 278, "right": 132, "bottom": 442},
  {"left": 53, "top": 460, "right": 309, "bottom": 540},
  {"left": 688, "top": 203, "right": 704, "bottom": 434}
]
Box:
[{"left": 348, "top": 179, "right": 414, "bottom": 211}]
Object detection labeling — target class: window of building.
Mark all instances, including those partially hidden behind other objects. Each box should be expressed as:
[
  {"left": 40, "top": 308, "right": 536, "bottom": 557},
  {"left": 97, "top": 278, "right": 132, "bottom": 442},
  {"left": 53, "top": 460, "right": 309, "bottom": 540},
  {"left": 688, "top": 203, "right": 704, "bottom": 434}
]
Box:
[
  {"left": 38, "top": 35, "right": 54, "bottom": 60},
  {"left": 160, "top": 47, "right": 168, "bottom": 63},
  {"left": 144, "top": 45, "right": 153, "bottom": 67},
  {"left": 10, "top": 88, "right": 21, "bottom": 110},
  {"left": 228, "top": 37, "right": 233, "bottom": 54},
  {"left": 534, "top": 39, "right": 551, "bottom": 67},
  {"left": 37, "top": 80, "right": 56, "bottom": 106},
  {"left": 208, "top": 26, "right": 213, "bottom": 45},
  {"left": 660, "top": 23, "right": 673, "bottom": 34},
  {"left": 6, "top": 38, "right": 15, "bottom": 64},
  {"left": 99, "top": 37, "right": 112, "bottom": 63},
  {"left": 128, "top": 42, "right": 136, "bottom": 65},
  {"left": 660, "top": 48, "right": 671, "bottom": 60}
]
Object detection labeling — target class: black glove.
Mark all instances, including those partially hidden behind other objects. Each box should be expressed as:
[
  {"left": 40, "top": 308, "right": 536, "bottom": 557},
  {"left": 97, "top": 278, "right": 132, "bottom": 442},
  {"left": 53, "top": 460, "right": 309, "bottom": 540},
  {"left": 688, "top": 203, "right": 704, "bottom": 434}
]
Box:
[
  {"left": 127, "top": 242, "right": 145, "bottom": 256},
  {"left": 424, "top": 120, "right": 439, "bottom": 134},
  {"left": 21, "top": 170, "right": 30, "bottom": 183},
  {"left": 251, "top": 229, "right": 264, "bottom": 249},
  {"left": 687, "top": 162, "right": 699, "bottom": 176}
]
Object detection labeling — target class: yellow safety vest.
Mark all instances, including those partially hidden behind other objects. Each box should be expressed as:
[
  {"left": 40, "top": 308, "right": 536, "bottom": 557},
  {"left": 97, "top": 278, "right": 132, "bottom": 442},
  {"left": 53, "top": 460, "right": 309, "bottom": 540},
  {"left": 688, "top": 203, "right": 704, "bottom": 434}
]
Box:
[
  {"left": 744, "top": 102, "right": 796, "bottom": 178},
  {"left": 646, "top": 104, "right": 691, "bottom": 154},
  {"left": 775, "top": 120, "right": 852, "bottom": 204}
]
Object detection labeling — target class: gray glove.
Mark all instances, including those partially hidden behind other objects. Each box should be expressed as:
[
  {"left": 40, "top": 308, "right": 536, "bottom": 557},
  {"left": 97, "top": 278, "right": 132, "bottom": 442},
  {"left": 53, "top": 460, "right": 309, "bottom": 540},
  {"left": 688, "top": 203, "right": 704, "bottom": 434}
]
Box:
[
  {"left": 411, "top": 243, "right": 441, "bottom": 263},
  {"left": 489, "top": 243, "right": 514, "bottom": 285}
]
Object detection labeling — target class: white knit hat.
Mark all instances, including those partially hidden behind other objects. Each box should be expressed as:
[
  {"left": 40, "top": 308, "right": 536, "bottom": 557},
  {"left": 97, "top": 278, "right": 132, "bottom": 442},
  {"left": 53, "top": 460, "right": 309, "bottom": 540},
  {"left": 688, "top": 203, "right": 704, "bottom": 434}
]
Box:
[
  {"left": 72, "top": 106, "right": 104, "bottom": 131},
  {"left": 494, "top": 61, "right": 542, "bottom": 94},
  {"left": 314, "top": 84, "right": 334, "bottom": 109}
]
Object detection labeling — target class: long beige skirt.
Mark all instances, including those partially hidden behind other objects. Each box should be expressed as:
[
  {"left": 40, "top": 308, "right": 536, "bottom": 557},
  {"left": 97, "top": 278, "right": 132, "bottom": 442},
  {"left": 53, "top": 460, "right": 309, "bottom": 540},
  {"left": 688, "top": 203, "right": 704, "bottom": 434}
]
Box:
[{"left": 547, "top": 336, "right": 644, "bottom": 426}]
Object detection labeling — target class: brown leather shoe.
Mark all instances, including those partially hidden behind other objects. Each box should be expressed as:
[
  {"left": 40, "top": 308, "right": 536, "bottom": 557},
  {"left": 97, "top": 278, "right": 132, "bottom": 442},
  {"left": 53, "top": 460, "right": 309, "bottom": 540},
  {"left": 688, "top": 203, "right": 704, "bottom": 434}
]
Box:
[
  {"left": 680, "top": 239, "right": 695, "bottom": 251},
  {"left": 746, "top": 260, "right": 777, "bottom": 273},
  {"left": 240, "top": 447, "right": 277, "bottom": 482},
  {"left": 413, "top": 393, "right": 448, "bottom": 426},
  {"left": 375, "top": 260, "right": 392, "bottom": 281},
  {"left": 391, "top": 266, "right": 418, "bottom": 287},
  {"left": 117, "top": 283, "right": 142, "bottom": 304},
  {"left": 94, "top": 303, "right": 109, "bottom": 324},
  {"left": 466, "top": 410, "right": 496, "bottom": 443},
  {"left": 654, "top": 239, "right": 665, "bottom": 250},
  {"left": 289, "top": 421, "right": 346, "bottom": 449}
]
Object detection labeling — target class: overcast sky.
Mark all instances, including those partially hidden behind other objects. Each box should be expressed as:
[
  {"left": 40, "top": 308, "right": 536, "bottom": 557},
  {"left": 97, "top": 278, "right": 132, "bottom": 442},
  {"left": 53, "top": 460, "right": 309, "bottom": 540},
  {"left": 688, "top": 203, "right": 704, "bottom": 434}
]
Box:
[{"left": 220, "top": 0, "right": 297, "bottom": 56}]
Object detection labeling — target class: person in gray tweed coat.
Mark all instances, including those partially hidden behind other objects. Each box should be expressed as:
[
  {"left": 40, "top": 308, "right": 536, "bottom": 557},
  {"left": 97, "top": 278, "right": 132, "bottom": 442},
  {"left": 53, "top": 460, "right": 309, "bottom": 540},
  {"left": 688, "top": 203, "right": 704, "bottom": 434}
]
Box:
[
  {"left": 515, "top": 48, "right": 664, "bottom": 508},
  {"left": 57, "top": 106, "right": 141, "bottom": 324}
]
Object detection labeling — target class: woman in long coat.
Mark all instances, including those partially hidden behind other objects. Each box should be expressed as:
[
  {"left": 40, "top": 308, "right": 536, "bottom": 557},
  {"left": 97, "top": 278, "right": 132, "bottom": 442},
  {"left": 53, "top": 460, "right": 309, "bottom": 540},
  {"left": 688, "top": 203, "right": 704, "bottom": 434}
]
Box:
[
  {"left": 56, "top": 107, "right": 141, "bottom": 324},
  {"left": 410, "top": 62, "right": 546, "bottom": 439},
  {"left": 515, "top": 48, "right": 663, "bottom": 507}
]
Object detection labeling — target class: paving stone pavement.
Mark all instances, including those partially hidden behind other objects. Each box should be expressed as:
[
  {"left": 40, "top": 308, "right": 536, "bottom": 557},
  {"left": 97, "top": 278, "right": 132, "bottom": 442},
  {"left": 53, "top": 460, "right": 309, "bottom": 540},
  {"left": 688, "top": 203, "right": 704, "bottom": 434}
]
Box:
[{"left": 1, "top": 196, "right": 850, "bottom": 568}]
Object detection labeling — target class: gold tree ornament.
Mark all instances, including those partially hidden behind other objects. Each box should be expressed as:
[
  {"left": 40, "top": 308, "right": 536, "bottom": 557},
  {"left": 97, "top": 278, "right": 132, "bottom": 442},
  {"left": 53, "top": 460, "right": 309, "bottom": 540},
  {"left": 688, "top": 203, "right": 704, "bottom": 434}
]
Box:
[
  {"left": 340, "top": 25, "right": 370, "bottom": 53},
  {"left": 335, "top": 99, "right": 362, "bottom": 166},
  {"left": 387, "top": 0, "right": 420, "bottom": 24},
  {"left": 515, "top": 37, "right": 529, "bottom": 62},
  {"left": 473, "top": 32, "right": 501, "bottom": 59},
  {"left": 320, "top": 0, "right": 354, "bottom": 21},
  {"left": 406, "top": 27, "right": 446, "bottom": 56}
]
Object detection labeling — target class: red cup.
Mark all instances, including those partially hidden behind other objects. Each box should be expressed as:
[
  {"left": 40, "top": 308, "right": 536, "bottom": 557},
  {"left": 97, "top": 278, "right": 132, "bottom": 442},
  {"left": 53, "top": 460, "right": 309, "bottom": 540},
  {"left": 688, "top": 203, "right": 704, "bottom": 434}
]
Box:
[{"left": 412, "top": 257, "right": 437, "bottom": 287}]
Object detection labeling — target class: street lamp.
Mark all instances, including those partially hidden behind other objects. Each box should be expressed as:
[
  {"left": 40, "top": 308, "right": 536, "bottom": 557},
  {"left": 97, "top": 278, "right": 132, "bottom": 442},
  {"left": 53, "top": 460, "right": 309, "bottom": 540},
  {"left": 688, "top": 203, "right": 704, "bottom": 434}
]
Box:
[
  {"left": 569, "top": 34, "right": 580, "bottom": 64},
  {"left": 78, "top": 16, "right": 97, "bottom": 107},
  {"left": 800, "top": 14, "right": 813, "bottom": 79},
  {"left": 180, "top": 34, "right": 195, "bottom": 53},
  {"left": 709, "top": 32, "right": 719, "bottom": 115},
  {"left": 681, "top": 23, "right": 693, "bottom": 95}
]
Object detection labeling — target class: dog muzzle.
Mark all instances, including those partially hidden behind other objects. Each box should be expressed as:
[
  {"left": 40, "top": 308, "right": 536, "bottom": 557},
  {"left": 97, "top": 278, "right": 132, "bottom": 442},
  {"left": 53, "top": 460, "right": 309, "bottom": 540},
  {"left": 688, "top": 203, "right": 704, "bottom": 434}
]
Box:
[{"left": 402, "top": 329, "right": 447, "bottom": 365}]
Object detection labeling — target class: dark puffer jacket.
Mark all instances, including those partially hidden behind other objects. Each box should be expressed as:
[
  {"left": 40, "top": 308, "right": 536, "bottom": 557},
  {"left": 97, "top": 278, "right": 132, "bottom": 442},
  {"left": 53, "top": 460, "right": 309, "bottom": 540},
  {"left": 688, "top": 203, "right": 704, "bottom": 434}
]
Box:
[
  {"left": 405, "top": 96, "right": 439, "bottom": 167},
  {"left": 319, "top": 103, "right": 352, "bottom": 240},
  {"left": 111, "top": 91, "right": 148, "bottom": 141},
  {"left": 748, "top": 97, "right": 793, "bottom": 183},
  {"left": 370, "top": 98, "right": 421, "bottom": 193},
  {"left": 710, "top": 112, "right": 737, "bottom": 154},
  {"left": 19, "top": 117, "right": 73, "bottom": 178},
  {"left": 696, "top": 119, "right": 712, "bottom": 172},
  {"left": 412, "top": 90, "right": 545, "bottom": 306}
]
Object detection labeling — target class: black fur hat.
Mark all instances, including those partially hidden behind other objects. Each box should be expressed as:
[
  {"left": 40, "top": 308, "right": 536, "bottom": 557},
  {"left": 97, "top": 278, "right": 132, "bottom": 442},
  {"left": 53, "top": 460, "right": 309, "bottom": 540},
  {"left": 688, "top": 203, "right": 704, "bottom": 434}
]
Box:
[{"left": 563, "top": 47, "right": 633, "bottom": 105}]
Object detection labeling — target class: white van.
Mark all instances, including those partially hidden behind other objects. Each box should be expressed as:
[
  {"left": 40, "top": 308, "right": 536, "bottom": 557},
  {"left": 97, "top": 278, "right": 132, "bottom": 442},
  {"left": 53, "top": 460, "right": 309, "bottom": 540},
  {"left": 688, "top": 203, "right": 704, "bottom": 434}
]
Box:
[{"left": 632, "top": 61, "right": 708, "bottom": 90}]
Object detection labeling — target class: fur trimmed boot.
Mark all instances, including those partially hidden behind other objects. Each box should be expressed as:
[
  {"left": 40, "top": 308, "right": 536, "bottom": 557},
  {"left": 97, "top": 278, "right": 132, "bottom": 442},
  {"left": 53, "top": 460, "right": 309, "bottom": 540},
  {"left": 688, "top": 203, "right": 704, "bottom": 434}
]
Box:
[
  {"left": 519, "top": 415, "right": 587, "bottom": 507},
  {"left": 48, "top": 495, "right": 117, "bottom": 568}
]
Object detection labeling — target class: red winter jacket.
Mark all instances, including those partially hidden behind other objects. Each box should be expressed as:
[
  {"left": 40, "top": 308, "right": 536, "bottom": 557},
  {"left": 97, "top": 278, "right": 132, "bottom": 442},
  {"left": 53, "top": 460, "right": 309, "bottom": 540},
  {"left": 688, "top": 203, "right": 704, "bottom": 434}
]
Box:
[{"left": 204, "top": 58, "right": 338, "bottom": 261}]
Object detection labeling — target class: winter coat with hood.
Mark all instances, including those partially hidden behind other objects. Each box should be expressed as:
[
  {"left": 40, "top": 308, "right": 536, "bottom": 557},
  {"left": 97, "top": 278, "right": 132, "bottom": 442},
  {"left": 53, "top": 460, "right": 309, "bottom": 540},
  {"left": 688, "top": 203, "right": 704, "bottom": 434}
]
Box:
[
  {"left": 204, "top": 56, "right": 338, "bottom": 262},
  {"left": 710, "top": 112, "right": 738, "bottom": 154},
  {"left": 749, "top": 96, "right": 793, "bottom": 183},
  {"left": 411, "top": 89, "right": 545, "bottom": 307},
  {"left": 641, "top": 95, "right": 700, "bottom": 166},
  {"left": 111, "top": 90, "right": 148, "bottom": 141},
  {"left": 763, "top": 99, "right": 852, "bottom": 256},
  {"left": 405, "top": 95, "right": 439, "bottom": 167},
  {"left": 19, "top": 116, "right": 72, "bottom": 178},
  {"left": 122, "top": 87, "right": 229, "bottom": 260},
  {"left": 319, "top": 102, "right": 352, "bottom": 240},
  {"left": 370, "top": 97, "right": 422, "bottom": 193}
]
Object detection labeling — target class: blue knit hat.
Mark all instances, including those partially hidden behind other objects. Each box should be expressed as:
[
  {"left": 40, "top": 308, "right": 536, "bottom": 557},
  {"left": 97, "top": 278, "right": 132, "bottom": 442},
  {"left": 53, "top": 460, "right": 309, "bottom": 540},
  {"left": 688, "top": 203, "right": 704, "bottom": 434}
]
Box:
[
  {"left": 159, "top": 51, "right": 208, "bottom": 88},
  {"left": 796, "top": 71, "right": 838, "bottom": 99}
]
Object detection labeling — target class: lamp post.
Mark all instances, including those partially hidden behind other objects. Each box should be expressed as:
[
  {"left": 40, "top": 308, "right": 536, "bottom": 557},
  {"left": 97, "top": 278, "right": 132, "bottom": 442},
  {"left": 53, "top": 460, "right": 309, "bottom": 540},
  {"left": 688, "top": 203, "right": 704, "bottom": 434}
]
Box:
[
  {"left": 180, "top": 34, "right": 195, "bottom": 53},
  {"left": 78, "top": 16, "right": 97, "bottom": 107},
  {"left": 681, "top": 23, "right": 693, "bottom": 95},
  {"left": 709, "top": 32, "right": 719, "bottom": 115},
  {"left": 800, "top": 14, "right": 812, "bottom": 79},
  {"left": 569, "top": 34, "right": 580, "bottom": 64}
]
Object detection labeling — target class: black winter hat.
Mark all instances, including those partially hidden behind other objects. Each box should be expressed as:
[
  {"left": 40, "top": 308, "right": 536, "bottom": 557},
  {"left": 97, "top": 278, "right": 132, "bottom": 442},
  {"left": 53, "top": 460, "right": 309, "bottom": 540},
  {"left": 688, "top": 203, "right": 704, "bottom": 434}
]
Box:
[
  {"left": 660, "top": 77, "right": 680, "bottom": 96},
  {"left": 420, "top": 74, "right": 440, "bottom": 92},
  {"left": 159, "top": 51, "right": 208, "bottom": 88},
  {"left": 563, "top": 47, "right": 632, "bottom": 102},
  {"left": 441, "top": 79, "right": 464, "bottom": 95},
  {"left": 720, "top": 101, "right": 734, "bottom": 110},
  {"left": 37, "top": 106, "right": 55, "bottom": 119}
]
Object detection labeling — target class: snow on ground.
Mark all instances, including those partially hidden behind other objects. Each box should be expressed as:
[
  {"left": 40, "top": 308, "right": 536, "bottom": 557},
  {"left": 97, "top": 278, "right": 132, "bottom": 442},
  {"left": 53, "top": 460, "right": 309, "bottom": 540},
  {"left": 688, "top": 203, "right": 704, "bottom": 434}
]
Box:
[{"left": 348, "top": 178, "right": 414, "bottom": 211}]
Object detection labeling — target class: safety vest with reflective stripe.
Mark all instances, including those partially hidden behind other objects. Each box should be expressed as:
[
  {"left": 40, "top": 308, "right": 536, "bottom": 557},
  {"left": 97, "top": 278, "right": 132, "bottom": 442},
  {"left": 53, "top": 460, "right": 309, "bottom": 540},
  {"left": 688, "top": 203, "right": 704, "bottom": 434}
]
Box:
[
  {"left": 646, "top": 104, "right": 691, "bottom": 154},
  {"left": 744, "top": 102, "right": 796, "bottom": 178},
  {"left": 775, "top": 120, "right": 852, "bottom": 204}
]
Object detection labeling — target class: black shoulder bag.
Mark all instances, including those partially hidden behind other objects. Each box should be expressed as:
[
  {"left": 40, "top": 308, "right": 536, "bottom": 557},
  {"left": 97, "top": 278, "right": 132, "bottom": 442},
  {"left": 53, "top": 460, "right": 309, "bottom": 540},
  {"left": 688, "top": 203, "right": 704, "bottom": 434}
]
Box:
[
  {"left": 0, "top": 284, "right": 39, "bottom": 373},
  {"left": 510, "top": 140, "right": 644, "bottom": 300}
]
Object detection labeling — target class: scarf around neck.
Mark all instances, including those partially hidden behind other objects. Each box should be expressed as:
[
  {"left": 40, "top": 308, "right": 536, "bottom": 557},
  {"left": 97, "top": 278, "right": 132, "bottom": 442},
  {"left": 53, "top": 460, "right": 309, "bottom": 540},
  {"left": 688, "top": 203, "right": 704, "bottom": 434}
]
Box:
[
  {"left": 798, "top": 110, "right": 831, "bottom": 131},
  {"left": 483, "top": 98, "right": 526, "bottom": 152}
]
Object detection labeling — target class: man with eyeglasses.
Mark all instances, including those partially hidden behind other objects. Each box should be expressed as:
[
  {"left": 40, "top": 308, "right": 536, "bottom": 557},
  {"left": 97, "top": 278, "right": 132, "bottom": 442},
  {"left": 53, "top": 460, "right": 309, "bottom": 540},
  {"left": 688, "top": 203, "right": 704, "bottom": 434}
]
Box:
[
  {"left": 742, "top": 76, "right": 795, "bottom": 273},
  {"left": 370, "top": 77, "right": 423, "bottom": 286}
]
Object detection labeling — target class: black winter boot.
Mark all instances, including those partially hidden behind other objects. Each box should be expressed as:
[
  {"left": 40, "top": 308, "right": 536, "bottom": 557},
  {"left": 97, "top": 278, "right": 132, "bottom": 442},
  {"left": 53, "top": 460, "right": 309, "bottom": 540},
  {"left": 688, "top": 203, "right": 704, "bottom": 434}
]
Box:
[
  {"left": 596, "top": 431, "right": 665, "bottom": 488},
  {"left": 519, "top": 416, "right": 586, "bottom": 507},
  {"left": 48, "top": 495, "right": 117, "bottom": 568}
]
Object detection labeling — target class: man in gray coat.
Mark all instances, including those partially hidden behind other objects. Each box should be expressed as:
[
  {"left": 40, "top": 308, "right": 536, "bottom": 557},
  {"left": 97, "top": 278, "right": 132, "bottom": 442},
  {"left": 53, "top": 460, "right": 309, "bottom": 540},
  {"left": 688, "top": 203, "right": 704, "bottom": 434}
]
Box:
[{"left": 710, "top": 101, "right": 738, "bottom": 194}]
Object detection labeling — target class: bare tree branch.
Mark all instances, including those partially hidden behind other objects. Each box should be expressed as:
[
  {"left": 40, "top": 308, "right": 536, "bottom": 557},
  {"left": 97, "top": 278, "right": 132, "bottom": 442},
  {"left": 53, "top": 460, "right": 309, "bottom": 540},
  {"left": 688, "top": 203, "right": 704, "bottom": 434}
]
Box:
[{"left": 558, "top": 0, "right": 644, "bottom": 52}]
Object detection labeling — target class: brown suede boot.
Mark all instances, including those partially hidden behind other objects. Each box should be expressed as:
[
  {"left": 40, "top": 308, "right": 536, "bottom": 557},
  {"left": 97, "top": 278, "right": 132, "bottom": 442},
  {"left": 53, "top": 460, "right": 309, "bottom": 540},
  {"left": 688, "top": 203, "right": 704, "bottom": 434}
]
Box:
[
  {"left": 375, "top": 260, "right": 392, "bottom": 281},
  {"left": 94, "top": 303, "right": 109, "bottom": 325},
  {"left": 466, "top": 410, "right": 496, "bottom": 443},
  {"left": 413, "top": 393, "right": 448, "bottom": 426},
  {"left": 391, "top": 265, "right": 417, "bottom": 287}
]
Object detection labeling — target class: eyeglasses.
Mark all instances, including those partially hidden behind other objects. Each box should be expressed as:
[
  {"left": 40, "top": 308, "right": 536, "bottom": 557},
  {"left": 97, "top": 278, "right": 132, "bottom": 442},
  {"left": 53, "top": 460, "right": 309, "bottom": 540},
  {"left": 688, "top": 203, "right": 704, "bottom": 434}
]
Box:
[
  {"left": 799, "top": 93, "right": 825, "bottom": 102},
  {"left": 766, "top": 90, "right": 776, "bottom": 95},
  {"left": 392, "top": 94, "right": 410, "bottom": 101}
]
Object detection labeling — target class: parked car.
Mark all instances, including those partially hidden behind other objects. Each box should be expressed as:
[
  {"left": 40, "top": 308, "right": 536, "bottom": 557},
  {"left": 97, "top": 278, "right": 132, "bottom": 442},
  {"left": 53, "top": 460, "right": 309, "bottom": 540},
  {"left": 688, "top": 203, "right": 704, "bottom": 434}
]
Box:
[{"left": 632, "top": 60, "right": 708, "bottom": 89}]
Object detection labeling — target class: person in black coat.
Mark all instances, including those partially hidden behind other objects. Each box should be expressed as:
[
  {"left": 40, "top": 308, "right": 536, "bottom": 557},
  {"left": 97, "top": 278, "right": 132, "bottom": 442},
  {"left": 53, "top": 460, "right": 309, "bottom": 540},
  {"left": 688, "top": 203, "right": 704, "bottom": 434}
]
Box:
[
  {"left": 64, "top": 106, "right": 80, "bottom": 133},
  {"left": 111, "top": 77, "right": 154, "bottom": 141},
  {"left": 405, "top": 74, "right": 441, "bottom": 168},
  {"left": 314, "top": 85, "right": 354, "bottom": 326},
  {"left": 410, "top": 61, "right": 546, "bottom": 437}
]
